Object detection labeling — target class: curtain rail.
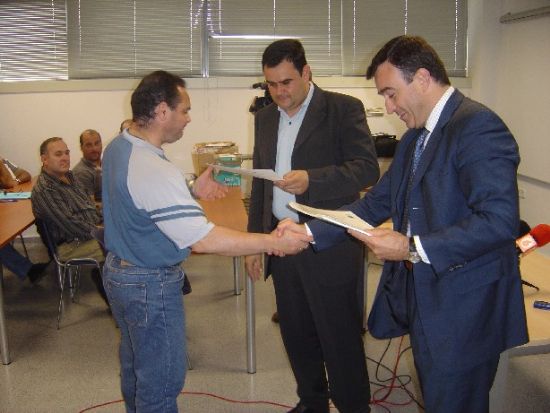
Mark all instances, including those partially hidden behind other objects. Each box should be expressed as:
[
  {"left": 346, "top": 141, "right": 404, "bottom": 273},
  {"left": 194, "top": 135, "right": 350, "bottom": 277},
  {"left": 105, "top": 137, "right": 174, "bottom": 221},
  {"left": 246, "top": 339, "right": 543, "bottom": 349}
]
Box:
[{"left": 500, "top": 6, "right": 550, "bottom": 23}]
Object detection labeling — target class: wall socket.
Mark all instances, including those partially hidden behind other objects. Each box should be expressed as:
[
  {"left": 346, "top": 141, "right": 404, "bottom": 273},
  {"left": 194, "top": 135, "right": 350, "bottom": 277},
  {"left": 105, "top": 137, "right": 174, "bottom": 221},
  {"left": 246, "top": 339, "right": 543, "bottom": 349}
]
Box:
[{"left": 518, "top": 188, "right": 526, "bottom": 199}]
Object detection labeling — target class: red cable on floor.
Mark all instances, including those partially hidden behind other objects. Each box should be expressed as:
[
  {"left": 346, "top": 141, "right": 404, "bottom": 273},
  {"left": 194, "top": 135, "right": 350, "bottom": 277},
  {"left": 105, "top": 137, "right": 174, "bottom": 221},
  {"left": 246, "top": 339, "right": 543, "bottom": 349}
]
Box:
[
  {"left": 370, "top": 335, "right": 418, "bottom": 410},
  {"left": 78, "top": 391, "right": 294, "bottom": 412},
  {"left": 79, "top": 399, "right": 124, "bottom": 412},
  {"left": 181, "top": 391, "right": 293, "bottom": 409},
  {"left": 372, "top": 336, "right": 405, "bottom": 404},
  {"left": 80, "top": 337, "right": 418, "bottom": 412}
]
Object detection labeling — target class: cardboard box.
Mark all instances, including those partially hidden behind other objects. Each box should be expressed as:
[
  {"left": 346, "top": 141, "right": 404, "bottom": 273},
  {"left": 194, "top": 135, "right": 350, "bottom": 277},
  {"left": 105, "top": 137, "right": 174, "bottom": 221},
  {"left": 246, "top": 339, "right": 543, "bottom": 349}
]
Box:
[{"left": 191, "top": 141, "right": 238, "bottom": 176}]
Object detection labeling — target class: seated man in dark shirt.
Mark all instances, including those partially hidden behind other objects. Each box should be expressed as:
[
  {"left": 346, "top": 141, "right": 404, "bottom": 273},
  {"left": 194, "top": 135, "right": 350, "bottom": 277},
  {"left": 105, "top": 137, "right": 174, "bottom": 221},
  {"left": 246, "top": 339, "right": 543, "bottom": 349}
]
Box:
[
  {"left": 31, "top": 137, "right": 107, "bottom": 304},
  {"left": 72, "top": 129, "right": 103, "bottom": 210}
]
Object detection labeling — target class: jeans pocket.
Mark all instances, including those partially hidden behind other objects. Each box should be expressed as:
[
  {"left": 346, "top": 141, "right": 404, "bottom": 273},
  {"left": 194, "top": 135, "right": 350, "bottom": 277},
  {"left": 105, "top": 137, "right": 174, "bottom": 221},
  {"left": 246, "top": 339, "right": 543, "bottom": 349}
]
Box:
[{"left": 106, "top": 279, "right": 147, "bottom": 328}]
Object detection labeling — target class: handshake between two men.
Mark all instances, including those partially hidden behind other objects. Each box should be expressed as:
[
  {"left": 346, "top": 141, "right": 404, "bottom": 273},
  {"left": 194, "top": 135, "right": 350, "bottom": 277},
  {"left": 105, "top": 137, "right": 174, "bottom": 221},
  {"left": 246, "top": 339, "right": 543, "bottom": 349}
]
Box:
[{"left": 246, "top": 217, "right": 412, "bottom": 281}]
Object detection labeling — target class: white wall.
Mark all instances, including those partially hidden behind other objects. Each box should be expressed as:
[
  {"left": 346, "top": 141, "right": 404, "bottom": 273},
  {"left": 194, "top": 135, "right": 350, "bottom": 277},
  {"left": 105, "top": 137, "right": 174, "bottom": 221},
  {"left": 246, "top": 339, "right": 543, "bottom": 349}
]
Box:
[
  {"left": 0, "top": 79, "right": 406, "bottom": 176},
  {"left": 469, "top": 0, "right": 550, "bottom": 256}
]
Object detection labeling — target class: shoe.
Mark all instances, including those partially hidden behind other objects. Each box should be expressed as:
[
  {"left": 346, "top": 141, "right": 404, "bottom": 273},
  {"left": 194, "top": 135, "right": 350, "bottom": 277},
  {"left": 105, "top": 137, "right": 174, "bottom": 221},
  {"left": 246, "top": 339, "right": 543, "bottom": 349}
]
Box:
[
  {"left": 27, "top": 262, "right": 49, "bottom": 284},
  {"left": 271, "top": 311, "right": 279, "bottom": 323},
  {"left": 287, "top": 403, "right": 328, "bottom": 413}
]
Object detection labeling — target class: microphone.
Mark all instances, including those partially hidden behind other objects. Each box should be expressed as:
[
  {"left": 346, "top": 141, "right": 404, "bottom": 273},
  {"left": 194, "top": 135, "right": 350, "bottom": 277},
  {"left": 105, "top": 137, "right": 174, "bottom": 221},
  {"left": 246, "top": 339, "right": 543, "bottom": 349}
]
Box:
[
  {"left": 516, "top": 224, "right": 550, "bottom": 255},
  {"left": 252, "top": 82, "right": 267, "bottom": 89}
]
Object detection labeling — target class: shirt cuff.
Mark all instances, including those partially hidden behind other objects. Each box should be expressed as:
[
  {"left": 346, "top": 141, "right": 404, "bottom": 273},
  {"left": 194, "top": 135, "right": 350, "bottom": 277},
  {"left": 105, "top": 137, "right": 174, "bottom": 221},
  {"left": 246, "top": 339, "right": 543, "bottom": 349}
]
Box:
[
  {"left": 414, "top": 235, "right": 431, "bottom": 264},
  {"left": 304, "top": 223, "right": 316, "bottom": 244}
]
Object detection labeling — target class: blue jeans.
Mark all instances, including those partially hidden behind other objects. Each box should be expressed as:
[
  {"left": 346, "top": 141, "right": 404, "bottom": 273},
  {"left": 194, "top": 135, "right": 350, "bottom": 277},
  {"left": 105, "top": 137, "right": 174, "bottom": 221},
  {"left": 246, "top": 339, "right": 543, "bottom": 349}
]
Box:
[
  {"left": 0, "top": 244, "right": 32, "bottom": 280},
  {"left": 103, "top": 253, "right": 186, "bottom": 413}
]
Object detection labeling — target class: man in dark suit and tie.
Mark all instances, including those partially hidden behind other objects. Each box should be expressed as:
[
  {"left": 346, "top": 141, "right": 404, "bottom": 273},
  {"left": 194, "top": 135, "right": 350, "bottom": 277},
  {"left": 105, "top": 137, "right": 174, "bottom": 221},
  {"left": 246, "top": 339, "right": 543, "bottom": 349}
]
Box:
[
  {"left": 278, "top": 36, "right": 528, "bottom": 413},
  {"left": 246, "top": 39, "right": 379, "bottom": 413}
]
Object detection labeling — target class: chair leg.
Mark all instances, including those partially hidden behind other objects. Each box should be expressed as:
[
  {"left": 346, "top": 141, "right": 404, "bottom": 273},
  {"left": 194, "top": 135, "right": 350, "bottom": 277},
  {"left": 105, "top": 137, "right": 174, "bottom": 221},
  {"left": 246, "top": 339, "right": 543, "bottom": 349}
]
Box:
[
  {"left": 56, "top": 264, "right": 63, "bottom": 290},
  {"left": 186, "top": 351, "right": 193, "bottom": 370},
  {"left": 19, "top": 235, "right": 29, "bottom": 258},
  {"left": 57, "top": 267, "right": 67, "bottom": 330},
  {"left": 68, "top": 266, "right": 74, "bottom": 300},
  {"left": 70, "top": 267, "right": 81, "bottom": 303},
  {"left": 74, "top": 267, "right": 81, "bottom": 303}
]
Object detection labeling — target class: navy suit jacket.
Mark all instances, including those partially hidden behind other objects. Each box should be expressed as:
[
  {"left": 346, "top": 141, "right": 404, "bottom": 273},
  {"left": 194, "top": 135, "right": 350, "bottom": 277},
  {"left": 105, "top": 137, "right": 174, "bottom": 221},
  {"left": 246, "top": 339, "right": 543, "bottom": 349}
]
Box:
[{"left": 310, "top": 90, "right": 528, "bottom": 371}]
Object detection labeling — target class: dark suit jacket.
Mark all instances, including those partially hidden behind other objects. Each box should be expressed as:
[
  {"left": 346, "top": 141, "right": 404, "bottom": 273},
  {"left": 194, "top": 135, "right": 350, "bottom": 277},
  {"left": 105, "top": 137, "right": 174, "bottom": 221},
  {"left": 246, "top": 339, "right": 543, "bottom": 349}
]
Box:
[
  {"left": 310, "top": 90, "right": 528, "bottom": 371},
  {"left": 248, "top": 85, "right": 379, "bottom": 277}
]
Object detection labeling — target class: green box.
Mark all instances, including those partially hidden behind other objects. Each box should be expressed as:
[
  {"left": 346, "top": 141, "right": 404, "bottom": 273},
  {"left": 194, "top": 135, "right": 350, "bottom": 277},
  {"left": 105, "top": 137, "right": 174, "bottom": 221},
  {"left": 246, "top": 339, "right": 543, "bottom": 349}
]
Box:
[
  {"left": 214, "top": 170, "right": 241, "bottom": 186},
  {"left": 214, "top": 154, "right": 241, "bottom": 186}
]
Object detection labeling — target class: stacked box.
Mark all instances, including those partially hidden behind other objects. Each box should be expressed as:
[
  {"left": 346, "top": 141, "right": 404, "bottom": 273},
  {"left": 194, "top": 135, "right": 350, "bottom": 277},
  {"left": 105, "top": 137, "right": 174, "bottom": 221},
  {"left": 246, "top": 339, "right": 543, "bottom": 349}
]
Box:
[{"left": 191, "top": 141, "right": 238, "bottom": 176}]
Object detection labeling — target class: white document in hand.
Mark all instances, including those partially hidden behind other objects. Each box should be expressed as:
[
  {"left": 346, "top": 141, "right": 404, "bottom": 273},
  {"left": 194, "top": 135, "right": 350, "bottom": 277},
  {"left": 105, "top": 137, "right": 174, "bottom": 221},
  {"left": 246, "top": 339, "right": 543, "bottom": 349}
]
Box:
[
  {"left": 288, "top": 202, "right": 373, "bottom": 235},
  {"left": 208, "top": 164, "right": 283, "bottom": 181}
]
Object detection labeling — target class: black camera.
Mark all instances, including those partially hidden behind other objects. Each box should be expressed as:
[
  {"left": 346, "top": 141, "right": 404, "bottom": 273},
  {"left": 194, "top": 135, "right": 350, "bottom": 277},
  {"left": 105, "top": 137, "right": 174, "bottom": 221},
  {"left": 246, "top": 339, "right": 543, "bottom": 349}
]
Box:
[{"left": 249, "top": 82, "right": 273, "bottom": 113}]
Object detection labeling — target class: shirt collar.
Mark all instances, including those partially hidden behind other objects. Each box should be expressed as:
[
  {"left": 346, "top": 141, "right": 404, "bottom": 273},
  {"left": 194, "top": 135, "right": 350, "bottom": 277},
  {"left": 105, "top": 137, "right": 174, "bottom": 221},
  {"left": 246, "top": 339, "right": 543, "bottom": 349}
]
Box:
[
  {"left": 424, "top": 86, "right": 455, "bottom": 133},
  {"left": 40, "top": 169, "right": 75, "bottom": 187},
  {"left": 122, "top": 130, "right": 165, "bottom": 157},
  {"left": 80, "top": 157, "right": 97, "bottom": 168}
]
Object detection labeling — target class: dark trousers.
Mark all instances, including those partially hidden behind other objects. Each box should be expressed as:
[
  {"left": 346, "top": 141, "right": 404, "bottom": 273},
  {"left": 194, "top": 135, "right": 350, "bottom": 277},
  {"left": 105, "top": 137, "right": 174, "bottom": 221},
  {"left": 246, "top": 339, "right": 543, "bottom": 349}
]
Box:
[
  {"left": 271, "top": 240, "right": 371, "bottom": 413},
  {"left": 406, "top": 267, "right": 500, "bottom": 413}
]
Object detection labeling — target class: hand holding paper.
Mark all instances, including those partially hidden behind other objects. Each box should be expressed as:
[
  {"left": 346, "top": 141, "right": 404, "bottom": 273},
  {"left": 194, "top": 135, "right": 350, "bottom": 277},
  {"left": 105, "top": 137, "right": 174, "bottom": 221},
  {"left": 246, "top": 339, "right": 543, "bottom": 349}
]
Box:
[
  {"left": 351, "top": 227, "right": 409, "bottom": 261},
  {"left": 274, "top": 170, "right": 309, "bottom": 194},
  {"left": 288, "top": 202, "right": 373, "bottom": 235}
]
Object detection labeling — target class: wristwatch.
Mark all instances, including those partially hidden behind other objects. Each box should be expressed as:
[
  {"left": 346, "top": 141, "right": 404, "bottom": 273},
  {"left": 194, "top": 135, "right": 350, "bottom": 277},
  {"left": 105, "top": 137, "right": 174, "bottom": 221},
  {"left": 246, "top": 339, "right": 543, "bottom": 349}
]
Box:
[
  {"left": 185, "top": 176, "right": 198, "bottom": 199},
  {"left": 406, "top": 237, "right": 422, "bottom": 264}
]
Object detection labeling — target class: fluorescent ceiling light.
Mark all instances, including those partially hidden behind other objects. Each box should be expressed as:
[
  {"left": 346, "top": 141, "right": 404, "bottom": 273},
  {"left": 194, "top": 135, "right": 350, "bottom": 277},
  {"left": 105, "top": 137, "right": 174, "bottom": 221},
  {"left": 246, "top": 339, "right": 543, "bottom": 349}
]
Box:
[{"left": 209, "top": 34, "right": 300, "bottom": 40}]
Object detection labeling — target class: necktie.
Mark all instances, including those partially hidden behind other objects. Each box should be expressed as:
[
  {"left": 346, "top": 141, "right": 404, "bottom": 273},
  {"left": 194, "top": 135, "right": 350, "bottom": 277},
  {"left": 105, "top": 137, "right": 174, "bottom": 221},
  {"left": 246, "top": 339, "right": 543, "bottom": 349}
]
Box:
[
  {"left": 400, "top": 128, "right": 429, "bottom": 234},
  {"left": 411, "top": 128, "right": 429, "bottom": 174}
]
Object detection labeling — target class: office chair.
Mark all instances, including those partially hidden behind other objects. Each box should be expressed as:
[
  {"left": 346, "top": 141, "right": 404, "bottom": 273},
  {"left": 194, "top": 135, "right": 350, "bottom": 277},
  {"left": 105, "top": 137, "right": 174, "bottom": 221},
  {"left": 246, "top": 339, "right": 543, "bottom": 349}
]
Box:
[{"left": 36, "top": 219, "right": 102, "bottom": 329}]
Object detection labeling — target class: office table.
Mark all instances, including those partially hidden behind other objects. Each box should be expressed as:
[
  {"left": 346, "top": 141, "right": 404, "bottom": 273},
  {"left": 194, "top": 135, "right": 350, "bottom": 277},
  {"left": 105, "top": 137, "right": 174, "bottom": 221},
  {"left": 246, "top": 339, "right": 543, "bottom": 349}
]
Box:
[
  {"left": 0, "top": 181, "right": 35, "bottom": 365},
  {"left": 198, "top": 187, "right": 257, "bottom": 373},
  {"left": 0, "top": 184, "right": 257, "bottom": 370},
  {"left": 490, "top": 251, "right": 550, "bottom": 412}
]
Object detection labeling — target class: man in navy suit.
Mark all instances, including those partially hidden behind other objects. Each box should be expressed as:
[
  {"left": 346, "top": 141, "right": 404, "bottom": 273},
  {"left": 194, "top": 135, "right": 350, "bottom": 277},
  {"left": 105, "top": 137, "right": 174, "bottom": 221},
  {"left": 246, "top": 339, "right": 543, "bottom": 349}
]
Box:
[{"left": 278, "top": 36, "right": 528, "bottom": 413}]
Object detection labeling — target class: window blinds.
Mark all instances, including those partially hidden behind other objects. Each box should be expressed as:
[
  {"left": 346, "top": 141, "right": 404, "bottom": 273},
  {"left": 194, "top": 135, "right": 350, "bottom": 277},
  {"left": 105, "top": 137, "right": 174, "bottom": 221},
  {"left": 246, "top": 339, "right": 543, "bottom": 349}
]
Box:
[{"left": 0, "top": 0, "right": 467, "bottom": 81}]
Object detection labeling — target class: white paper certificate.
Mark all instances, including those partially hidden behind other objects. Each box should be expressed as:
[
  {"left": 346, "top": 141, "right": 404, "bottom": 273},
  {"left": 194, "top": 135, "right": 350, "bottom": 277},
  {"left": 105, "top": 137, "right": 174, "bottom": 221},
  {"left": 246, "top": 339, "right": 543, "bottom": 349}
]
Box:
[
  {"left": 288, "top": 202, "right": 373, "bottom": 235},
  {"left": 208, "top": 164, "right": 283, "bottom": 181}
]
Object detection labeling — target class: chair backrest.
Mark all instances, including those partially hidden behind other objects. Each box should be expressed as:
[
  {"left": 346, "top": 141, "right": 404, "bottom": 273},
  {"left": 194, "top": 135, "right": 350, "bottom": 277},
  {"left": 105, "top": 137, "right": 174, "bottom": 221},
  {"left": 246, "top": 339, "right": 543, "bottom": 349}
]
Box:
[{"left": 35, "top": 218, "right": 58, "bottom": 262}]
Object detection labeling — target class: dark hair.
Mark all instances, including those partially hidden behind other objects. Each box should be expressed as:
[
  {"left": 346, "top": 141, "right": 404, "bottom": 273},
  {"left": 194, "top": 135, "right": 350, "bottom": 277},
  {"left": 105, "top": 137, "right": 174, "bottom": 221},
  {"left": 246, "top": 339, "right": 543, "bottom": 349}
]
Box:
[
  {"left": 131, "top": 70, "right": 186, "bottom": 126},
  {"left": 262, "top": 39, "right": 307, "bottom": 74},
  {"left": 119, "top": 119, "right": 132, "bottom": 133},
  {"left": 39, "top": 137, "right": 63, "bottom": 155},
  {"left": 366, "top": 35, "right": 450, "bottom": 86},
  {"left": 79, "top": 129, "right": 100, "bottom": 146}
]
